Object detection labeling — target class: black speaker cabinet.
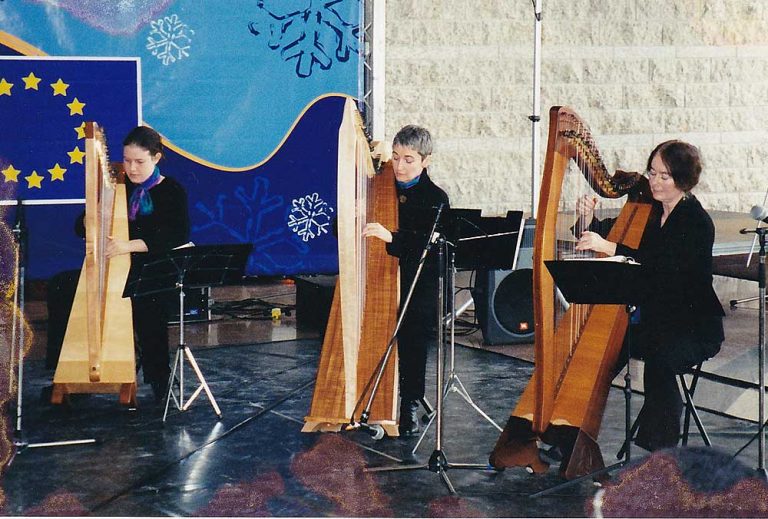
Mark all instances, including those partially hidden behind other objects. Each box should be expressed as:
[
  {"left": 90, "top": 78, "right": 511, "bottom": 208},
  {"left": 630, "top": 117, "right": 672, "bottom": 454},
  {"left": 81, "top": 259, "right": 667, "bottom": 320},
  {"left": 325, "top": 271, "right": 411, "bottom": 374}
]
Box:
[
  {"left": 473, "top": 268, "right": 534, "bottom": 344},
  {"left": 471, "top": 217, "right": 535, "bottom": 345}
]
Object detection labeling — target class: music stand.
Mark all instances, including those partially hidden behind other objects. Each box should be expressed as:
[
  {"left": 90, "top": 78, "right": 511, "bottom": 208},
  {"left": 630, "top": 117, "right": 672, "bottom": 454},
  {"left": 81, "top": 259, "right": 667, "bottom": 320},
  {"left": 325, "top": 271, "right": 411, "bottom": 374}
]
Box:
[
  {"left": 123, "top": 243, "right": 252, "bottom": 422},
  {"left": 529, "top": 257, "right": 641, "bottom": 498},
  {"left": 412, "top": 210, "right": 524, "bottom": 455}
]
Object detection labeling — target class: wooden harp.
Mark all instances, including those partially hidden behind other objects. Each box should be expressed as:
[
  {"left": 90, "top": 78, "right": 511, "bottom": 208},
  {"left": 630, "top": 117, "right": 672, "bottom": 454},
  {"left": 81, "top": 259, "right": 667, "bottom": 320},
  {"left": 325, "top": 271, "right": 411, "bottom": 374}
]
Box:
[
  {"left": 303, "top": 98, "right": 400, "bottom": 436},
  {"left": 490, "top": 107, "right": 652, "bottom": 478},
  {"left": 52, "top": 122, "right": 137, "bottom": 406}
]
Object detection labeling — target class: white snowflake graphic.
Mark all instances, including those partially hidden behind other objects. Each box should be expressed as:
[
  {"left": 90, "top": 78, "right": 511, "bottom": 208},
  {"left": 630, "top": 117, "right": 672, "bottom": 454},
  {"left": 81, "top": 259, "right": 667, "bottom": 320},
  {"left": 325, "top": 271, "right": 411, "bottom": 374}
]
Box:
[
  {"left": 146, "top": 13, "right": 194, "bottom": 66},
  {"left": 248, "top": 0, "right": 359, "bottom": 78},
  {"left": 288, "top": 192, "right": 334, "bottom": 242}
]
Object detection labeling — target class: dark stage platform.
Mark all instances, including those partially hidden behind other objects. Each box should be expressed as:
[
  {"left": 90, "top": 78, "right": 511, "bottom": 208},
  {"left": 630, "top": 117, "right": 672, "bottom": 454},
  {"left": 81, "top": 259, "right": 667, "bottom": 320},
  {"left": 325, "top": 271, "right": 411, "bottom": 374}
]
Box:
[{"left": 2, "top": 337, "right": 767, "bottom": 517}]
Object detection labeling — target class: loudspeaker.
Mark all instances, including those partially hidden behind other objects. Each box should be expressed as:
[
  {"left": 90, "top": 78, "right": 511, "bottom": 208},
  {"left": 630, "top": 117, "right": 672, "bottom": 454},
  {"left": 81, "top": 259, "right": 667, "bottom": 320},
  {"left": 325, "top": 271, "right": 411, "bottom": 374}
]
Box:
[{"left": 471, "top": 218, "right": 535, "bottom": 345}]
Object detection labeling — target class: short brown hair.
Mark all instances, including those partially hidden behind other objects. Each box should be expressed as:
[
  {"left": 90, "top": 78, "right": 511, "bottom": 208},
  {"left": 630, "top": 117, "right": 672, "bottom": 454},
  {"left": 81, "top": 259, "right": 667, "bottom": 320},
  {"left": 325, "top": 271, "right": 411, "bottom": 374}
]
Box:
[{"left": 646, "top": 140, "right": 702, "bottom": 192}]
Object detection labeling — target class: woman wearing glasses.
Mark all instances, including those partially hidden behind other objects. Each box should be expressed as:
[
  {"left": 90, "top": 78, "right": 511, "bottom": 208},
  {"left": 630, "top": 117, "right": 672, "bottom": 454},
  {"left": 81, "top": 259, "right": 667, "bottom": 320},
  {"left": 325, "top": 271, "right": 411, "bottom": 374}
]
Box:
[{"left": 574, "top": 140, "right": 725, "bottom": 452}]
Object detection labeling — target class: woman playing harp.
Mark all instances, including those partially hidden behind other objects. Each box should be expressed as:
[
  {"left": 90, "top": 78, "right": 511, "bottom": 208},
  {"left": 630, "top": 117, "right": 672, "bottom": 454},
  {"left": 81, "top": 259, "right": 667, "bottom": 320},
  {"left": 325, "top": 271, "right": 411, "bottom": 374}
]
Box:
[
  {"left": 52, "top": 125, "right": 190, "bottom": 404},
  {"left": 575, "top": 140, "right": 724, "bottom": 452},
  {"left": 490, "top": 106, "right": 655, "bottom": 478}
]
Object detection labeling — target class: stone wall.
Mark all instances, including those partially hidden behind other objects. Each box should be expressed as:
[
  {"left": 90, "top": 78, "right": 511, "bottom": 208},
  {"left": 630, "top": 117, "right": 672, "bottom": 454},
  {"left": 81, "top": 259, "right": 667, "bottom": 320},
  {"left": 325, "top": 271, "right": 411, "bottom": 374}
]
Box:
[{"left": 384, "top": 0, "right": 768, "bottom": 216}]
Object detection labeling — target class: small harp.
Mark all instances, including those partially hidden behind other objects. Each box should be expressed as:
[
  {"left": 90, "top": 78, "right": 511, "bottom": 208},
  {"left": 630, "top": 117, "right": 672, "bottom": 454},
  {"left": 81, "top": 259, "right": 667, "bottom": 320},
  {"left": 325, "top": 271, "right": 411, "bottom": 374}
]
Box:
[
  {"left": 52, "top": 122, "right": 137, "bottom": 405},
  {"left": 302, "top": 98, "right": 400, "bottom": 436},
  {"left": 490, "top": 106, "right": 652, "bottom": 478}
]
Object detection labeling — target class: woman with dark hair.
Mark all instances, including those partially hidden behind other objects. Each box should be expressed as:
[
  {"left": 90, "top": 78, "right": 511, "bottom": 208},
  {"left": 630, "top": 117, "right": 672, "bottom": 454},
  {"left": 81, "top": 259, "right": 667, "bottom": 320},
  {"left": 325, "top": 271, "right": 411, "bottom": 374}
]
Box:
[
  {"left": 575, "top": 140, "right": 724, "bottom": 451},
  {"left": 109, "top": 125, "right": 190, "bottom": 401},
  {"left": 48, "top": 125, "right": 189, "bottom": 402}
]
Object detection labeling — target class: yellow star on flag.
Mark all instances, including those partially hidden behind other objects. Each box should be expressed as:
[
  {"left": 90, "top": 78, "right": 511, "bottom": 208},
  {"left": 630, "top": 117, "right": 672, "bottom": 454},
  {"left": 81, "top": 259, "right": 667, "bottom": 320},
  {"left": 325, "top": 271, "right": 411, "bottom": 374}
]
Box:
[
  {"left": 48, "top": 163, "right": 67, "bottom": 181},
  {"left": 67, "top": 97, "right": 85, "bottom": 116},
  {"left": 2, "top": 164, "right": 21, "bottom": 182},
  {"left": 0, "top": 78, "right": 13, "bottom": 96},
  {"left": 25, "top": 171, "right": 44, "bottom": 189},
  {"left": 75, "top": 122, "right": 86, "bottom": 139},
  {"left": 51, "top": 78, "right": 69, "bottom": 96},
  {"left": 22, "top": 72, "right": 41, "bottom": 90},
  {"left": 68, "top": 145, "right": 86, "bottom": 164}
]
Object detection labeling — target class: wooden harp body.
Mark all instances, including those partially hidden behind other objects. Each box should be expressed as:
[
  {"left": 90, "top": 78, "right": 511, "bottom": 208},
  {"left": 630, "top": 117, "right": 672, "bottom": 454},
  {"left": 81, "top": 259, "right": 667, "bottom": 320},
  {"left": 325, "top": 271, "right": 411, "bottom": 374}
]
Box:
[
  {"left": 52, "top": 121, "right": 137, "bottom": 406},
  {"left": 490, "top": 106, "right": 652, "bottom": 478},
  {"left": 303, "top": 98, "right": 400, "bottom": 436}
]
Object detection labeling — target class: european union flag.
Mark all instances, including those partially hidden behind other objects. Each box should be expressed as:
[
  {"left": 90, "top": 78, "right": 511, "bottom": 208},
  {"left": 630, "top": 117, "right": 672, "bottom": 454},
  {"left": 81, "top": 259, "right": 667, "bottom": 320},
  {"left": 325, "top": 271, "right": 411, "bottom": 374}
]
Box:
[{"left": 0, "top": 57, "right": 140, "bottom": 201}]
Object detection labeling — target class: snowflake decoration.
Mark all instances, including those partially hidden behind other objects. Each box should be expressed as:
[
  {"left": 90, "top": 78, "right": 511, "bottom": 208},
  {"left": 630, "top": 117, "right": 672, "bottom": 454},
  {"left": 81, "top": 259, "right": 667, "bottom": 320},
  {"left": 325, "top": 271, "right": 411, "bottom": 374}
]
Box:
[
  {"left": 146, "top": 13, "right": 194, "bottom": 66},
  {"left": 248, "top": 0, "right": 359, "bottom": 78},
  {"left": 288, "top": 192, "right": 334, "bottom": 242}
]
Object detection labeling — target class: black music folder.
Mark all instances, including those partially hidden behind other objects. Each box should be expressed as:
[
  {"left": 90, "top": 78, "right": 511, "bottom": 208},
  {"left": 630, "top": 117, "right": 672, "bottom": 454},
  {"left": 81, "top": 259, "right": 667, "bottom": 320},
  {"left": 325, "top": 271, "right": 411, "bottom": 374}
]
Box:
[{"left": 544, "top": 257, "right": 641, "bottom": 305}]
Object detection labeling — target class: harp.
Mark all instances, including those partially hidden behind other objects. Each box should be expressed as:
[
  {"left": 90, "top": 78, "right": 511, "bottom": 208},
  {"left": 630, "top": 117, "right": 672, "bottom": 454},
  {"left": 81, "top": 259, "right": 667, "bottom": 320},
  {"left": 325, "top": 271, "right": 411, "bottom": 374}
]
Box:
[
  {"left": 302, "top": 98, "right": 400, "bottom": 436},
  {"left": 51, "top": 122, "right": 137, "bottom": 406},
  {"left": 490, "top": 106, "right": 652, "bottom": 478}
]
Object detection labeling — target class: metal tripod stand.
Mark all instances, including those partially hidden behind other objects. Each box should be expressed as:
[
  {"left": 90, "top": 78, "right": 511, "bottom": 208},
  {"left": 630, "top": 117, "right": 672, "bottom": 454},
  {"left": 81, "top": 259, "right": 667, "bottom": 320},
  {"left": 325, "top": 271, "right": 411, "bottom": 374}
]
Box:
[
  {"left": 411, "top": 249, "right": 502, "bottom": 456},
  {"left": 163, "top": 280, "right": 222, "bottom": 422},
  {"left": 365, "top": 235, "right": 489, "bottom": 494}
]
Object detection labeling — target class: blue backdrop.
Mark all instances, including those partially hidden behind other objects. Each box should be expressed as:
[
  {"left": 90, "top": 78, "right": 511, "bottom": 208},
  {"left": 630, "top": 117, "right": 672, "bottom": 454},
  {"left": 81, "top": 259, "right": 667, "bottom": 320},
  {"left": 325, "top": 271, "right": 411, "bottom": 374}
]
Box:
[{"left": 0, "top": 1, "right": 361, "bottom": 279}]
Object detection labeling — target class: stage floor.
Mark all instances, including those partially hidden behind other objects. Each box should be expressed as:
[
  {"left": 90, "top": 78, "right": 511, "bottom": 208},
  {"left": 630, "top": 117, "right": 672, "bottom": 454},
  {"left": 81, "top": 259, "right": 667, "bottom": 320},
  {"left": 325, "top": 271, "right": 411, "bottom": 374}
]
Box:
[{"left": 2, "top": 273, "right": 768, "bottom": 516}]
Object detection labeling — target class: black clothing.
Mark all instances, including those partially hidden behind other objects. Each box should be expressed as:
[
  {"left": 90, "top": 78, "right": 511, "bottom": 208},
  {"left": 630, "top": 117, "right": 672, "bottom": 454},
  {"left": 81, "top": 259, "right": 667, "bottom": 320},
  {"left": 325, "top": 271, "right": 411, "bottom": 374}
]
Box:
[
  {"left": 590, "top": 194, "right": 724, "bottom": 450},
  {"left": 385, "top": 171, "right": 450, "bottom": 404},
  {"left": 126, "top": 176, "right": 190, "bottom": 387}
]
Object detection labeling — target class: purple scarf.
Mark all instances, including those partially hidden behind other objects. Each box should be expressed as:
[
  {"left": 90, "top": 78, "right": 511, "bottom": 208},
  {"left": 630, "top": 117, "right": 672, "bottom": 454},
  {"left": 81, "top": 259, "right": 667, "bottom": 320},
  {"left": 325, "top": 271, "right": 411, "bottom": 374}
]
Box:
[{"left": 128, "top": 166, "right": 162, "bottom": 221}]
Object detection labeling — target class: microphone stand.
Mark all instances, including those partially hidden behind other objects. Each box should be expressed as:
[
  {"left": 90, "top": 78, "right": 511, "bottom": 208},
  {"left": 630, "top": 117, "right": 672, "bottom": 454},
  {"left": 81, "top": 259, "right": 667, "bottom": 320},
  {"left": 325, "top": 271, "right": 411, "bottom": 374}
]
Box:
[
  {"left": 734, "top": 226, "right": 768, "bottom": 479},
  {"left": 10, "top": 200, "right": 95, "bottom": 454},
  {"left": 365, "top": 234, "right": 489, "bottom": 494}
]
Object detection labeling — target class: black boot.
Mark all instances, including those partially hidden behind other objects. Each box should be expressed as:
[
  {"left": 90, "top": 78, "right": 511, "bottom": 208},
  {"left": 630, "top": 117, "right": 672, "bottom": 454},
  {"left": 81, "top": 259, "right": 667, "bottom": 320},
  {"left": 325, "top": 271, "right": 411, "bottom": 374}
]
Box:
[{"left": 398, "top": 399, "right": 420, "bottom": 437}]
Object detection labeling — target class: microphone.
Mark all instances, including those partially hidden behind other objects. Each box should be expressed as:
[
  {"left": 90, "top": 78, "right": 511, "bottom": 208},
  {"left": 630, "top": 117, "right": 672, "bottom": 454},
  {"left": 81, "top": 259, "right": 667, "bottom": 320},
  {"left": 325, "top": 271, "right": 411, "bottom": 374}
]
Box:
[{"left": 751, "top": 205, "right": 768, "bottom": 224}]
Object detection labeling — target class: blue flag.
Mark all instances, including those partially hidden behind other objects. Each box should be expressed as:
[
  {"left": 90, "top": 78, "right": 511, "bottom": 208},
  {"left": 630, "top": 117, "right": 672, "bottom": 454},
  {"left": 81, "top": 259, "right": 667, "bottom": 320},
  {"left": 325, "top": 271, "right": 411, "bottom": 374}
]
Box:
[{"left": 0, "top": 57, "right": 140, "bottom": 201}]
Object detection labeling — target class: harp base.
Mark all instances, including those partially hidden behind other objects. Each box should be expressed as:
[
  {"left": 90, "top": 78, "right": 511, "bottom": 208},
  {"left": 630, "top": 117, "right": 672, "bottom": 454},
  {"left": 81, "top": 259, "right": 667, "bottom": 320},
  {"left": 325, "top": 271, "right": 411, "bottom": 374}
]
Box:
[
  {"left": 51, "top": 382, "right": 137, "bottom": 407},
  {"left": 301, "top": 418, "right": 398, "bottom": 437}
]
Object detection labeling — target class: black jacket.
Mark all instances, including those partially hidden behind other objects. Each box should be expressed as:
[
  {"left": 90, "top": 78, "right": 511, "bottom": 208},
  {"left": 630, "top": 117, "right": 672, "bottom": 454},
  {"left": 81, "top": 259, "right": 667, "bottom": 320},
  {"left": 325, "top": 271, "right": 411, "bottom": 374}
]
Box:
[{"left": 608, "top": 195, "right": 725, "bottom": 342}]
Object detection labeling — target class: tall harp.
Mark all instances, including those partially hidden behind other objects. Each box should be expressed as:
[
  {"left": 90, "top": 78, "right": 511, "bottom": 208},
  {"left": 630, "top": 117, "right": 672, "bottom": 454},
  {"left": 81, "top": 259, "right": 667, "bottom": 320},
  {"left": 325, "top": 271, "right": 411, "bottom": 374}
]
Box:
[
  {"left": 490, "top": 106, "right": 652, "bottom": 478},
  {"left": 302, "top": 98, "right": 400, "bottom": 436},
  {"left": 51, "top": 122, "right": 137, "bottom": 406}
]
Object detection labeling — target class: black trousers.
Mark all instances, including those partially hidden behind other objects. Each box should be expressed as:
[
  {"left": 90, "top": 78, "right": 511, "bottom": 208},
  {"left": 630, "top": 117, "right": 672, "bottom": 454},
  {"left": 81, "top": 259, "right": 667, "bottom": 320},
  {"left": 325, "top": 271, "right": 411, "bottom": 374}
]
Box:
[
  {"left": 131, "top": 293, "right": 173, "bottom": 385},
  {"left": 397, "top": 266, "right": 439, "bottom": 404},
  {"left": 616, "top": 320, "right": 722, "bottom": 450}
]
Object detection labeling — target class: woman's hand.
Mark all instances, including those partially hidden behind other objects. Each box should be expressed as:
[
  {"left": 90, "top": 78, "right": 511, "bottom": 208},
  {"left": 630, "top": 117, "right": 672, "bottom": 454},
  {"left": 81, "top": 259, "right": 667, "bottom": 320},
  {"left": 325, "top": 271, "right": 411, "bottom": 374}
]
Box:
[
  {"left": 575, "top": 231, "right": 617, "bottom": 256},
  {"left": 576, "top": 194, "right": 598, "bottom": 221},
  {"left": 362, "top": 222, "right": 393, "bottom": 243},
  {"left": 105, "top": 237, "right": 148, "bottom": 258}
]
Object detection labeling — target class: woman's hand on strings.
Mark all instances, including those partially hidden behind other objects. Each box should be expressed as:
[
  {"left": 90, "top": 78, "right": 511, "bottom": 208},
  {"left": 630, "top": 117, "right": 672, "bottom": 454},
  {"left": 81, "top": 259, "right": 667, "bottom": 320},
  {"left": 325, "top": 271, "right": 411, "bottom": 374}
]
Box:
[
  {"left": 362, "top": 222, "right": 393, "bottom": 243},
  {"left": 575, "top": 231, "right": 617, "bottom": 256},
  {"left": 576, "top": 194, "right": 598, "bottom": 222}
]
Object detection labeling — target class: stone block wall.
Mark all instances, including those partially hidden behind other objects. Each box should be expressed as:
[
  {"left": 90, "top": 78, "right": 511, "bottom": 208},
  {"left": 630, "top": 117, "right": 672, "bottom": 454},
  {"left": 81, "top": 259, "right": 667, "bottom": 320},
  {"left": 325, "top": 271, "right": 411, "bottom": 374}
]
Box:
[{"left": 385, "top": 0, "right": 768, "bottom": 216}]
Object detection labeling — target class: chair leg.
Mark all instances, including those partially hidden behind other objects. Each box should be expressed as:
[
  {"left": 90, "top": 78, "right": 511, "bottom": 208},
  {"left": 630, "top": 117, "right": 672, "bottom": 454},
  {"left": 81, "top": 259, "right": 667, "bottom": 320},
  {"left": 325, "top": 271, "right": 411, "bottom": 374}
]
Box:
[
  {"left": 617, "top": 415, "right": 642, "bottom": 460},
  {"left": 679, "top": 364, "right": 711, "bottom": 447}
]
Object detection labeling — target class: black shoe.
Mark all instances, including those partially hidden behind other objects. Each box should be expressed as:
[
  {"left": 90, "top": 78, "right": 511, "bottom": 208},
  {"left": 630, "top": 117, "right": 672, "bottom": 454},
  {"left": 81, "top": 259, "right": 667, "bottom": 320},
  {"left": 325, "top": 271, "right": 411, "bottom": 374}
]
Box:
[
  {"left": 398, "top": 399, "right": 420, "bottom": 437},
  {"left": 150, "top": 380, "right": 168, "bottom": 403}
]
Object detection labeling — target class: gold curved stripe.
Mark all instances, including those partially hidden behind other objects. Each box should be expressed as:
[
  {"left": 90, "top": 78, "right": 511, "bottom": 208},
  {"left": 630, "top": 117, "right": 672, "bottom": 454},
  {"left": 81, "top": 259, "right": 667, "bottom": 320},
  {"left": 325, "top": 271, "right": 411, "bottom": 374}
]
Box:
[
  {"left": 0, "top": 31, "right": 47, "bottom": 56},
  {"left": 156, "top": 92, "right": 352, "bottom": 172},
  {"left": 0, "top": 31, "right": 353, "bottom": 174}
]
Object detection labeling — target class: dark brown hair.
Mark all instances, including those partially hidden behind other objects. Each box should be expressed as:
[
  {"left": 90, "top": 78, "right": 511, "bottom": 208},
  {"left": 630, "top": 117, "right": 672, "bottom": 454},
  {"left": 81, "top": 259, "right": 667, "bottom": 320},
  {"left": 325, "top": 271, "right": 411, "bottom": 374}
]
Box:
[
  {"left": 123, "top": 125, "right": 163, "bottom": 157},
  {"left": 646, "top": 140, "right": 702, "bottom": 192}
]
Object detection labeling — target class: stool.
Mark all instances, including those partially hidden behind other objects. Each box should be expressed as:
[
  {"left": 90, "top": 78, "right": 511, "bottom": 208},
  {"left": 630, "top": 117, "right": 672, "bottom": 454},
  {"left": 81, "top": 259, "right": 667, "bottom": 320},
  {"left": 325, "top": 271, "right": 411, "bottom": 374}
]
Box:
[{"left": 617, "top": 362, "right": 710, "bottom": 458}]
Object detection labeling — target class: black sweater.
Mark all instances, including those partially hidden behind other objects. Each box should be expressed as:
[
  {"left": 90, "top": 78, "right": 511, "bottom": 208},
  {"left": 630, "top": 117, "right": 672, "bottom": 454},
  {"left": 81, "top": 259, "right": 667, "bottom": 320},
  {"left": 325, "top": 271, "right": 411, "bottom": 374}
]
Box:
[{"left": 76, "top": 176, "right": 190, "bottom": 253}]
